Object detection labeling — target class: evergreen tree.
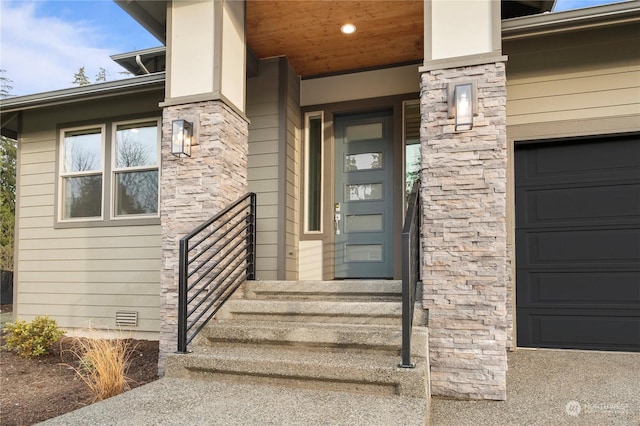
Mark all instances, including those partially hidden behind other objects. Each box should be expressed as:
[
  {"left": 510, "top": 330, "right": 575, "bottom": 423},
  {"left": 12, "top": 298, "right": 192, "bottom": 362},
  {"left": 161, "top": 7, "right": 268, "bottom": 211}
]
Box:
[{"left": 72, "top": 66, "right": 90, "bottom": 86}]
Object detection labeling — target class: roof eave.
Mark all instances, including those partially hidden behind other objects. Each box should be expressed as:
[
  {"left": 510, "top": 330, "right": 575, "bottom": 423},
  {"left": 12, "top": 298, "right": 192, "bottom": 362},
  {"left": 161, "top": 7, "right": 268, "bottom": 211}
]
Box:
[
  {"left": 502, "top": 1, "right": 640, "bottom": 39},
  {"left": 0, "top": 73, "right": 166, "bottom": 114}
]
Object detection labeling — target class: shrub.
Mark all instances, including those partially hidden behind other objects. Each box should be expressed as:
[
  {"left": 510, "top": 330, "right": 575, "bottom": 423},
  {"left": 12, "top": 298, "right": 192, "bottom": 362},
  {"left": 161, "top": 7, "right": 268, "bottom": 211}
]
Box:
[
  {"left": 3, "top": 316, "right": 65, "bottom": 357},
  {"left": 69, "top": 336, "right": 135, "bottom": 401}
]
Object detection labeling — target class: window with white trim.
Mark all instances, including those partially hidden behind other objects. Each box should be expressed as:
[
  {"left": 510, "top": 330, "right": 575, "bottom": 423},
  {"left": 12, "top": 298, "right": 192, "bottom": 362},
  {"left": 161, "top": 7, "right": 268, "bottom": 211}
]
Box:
[
  {"left": 60, "top": 126, "right": 105, "bottom": 220},
  {"left": 113, "top": 121, "right": 160, "bottom": 217},
  {"left": 58, "top": 118, "right": 160, "bottom": 224}
]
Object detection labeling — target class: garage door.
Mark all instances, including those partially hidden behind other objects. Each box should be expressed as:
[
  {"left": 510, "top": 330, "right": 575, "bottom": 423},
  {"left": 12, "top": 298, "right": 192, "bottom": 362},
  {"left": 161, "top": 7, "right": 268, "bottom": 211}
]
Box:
[{"left": 516, "top": 134, "right": 640, "bottom": 351}]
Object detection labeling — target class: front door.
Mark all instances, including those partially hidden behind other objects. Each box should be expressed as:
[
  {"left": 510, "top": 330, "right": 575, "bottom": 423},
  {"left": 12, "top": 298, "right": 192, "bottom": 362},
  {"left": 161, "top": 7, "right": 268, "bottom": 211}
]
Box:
[{"left": 334, "top": 111, "right": 394, "bottom": 278}]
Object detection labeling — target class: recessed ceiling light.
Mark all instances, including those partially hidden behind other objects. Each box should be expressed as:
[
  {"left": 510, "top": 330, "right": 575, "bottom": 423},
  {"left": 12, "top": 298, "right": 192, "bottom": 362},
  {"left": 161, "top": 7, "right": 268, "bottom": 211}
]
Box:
[{"left": 341, "top": 23, "right": 356, "bottom": 34}]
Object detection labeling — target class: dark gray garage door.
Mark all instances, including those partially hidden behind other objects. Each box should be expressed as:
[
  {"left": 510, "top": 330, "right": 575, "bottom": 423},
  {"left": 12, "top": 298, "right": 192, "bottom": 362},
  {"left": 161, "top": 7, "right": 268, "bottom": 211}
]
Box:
[{"left": 516, "top": 134, "right": 640, "bottom": 351}]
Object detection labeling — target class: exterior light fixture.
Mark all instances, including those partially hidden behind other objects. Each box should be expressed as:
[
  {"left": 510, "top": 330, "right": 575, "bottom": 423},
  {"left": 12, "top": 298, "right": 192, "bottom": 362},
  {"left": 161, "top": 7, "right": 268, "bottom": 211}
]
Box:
[
  {"left": 171, "top": 119, "right": 193, "bottom": 158},
  {"left": 341, "top": 23, "right": 356, "bottom": 34},
  {"left": 447, "top": 82, "right": 476, "bottom": 132}
]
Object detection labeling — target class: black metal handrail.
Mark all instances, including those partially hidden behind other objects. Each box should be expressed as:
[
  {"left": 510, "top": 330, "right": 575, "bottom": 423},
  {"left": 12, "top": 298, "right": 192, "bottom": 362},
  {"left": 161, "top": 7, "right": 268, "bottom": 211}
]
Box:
[
  {"left": 177, "top": 193, "right": 256, "bottom": 353},
  {"left": 400, "top": 181, "right": 421, "bottom": 368}
]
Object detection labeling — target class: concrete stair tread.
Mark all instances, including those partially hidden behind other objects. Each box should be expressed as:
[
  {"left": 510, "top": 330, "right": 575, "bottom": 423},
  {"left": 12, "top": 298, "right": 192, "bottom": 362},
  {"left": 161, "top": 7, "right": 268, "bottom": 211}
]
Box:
[
  {"left": 244, "top": 280, "right": 402, "bottom": 300},
  {"left": 191, "top": 341, "right": 426, "bottom": 365},
  {"left": 166, "top": 343, "right": 428, "bottom": 398},
  {"left": 197, "top": 319, "right": 428, "bottom": 356},
  {"left": 220, "top": 299, "right": 402, "bottom": 316}
]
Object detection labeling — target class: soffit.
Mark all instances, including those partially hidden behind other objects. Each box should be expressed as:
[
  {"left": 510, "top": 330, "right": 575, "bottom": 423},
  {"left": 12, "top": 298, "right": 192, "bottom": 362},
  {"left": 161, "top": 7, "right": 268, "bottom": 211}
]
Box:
[{"left": 246, "top": 0, "right": 424, "bottom": 77}]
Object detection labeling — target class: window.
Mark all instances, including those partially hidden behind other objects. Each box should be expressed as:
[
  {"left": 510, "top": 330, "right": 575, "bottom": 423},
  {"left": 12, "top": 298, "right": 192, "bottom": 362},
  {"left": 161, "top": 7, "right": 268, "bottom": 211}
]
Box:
[
  {"left": 113, "top": 121, "right": 159, "bottom": 217},
  {"left": 58, "top": 118, "right": 160, "bottom": 225},
  {"left": 60, "top": 126, "right": 105, "bottom": 220},
  {"left": 304, "top": 112, "right": 323, "bottom": 233}
]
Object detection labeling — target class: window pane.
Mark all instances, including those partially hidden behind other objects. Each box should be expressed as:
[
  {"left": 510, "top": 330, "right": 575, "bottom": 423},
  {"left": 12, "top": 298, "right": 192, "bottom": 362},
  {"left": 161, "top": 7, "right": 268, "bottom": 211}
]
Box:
[
  {"left": 346, "top": 183, "right": 383, "bottom": 201},
  {"left": 345, "top": 152, "right": 383, "bottom": 171},
  {"left": 346, "top": 244, "right": 383, "bottom": 262},
  {"left": 306, "top": 115, "right": 322, "bottom": 231},
  {"left": 345, "top": 214, "right": 383, "bottom": 233},
  {"left": 63, "top": 129, "right": 102, "bottom": 172},
  {"left": 63, "top": 175, "right": 102, "bottom": 218},
  {"left": 115, "top": 171, "right": 159, "bottom": 216},
  {"left": 345, "top": 123, "right": 382, "bottom": 143},
  {"left": 115, "top": 122, "right": 158, "bottom": 168}
]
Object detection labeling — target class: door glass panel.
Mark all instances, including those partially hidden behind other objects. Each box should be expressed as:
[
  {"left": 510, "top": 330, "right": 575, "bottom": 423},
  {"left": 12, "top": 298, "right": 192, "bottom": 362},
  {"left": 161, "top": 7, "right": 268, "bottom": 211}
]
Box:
[
  {"left": 345, "top": 123, "right": 383, "bottom": 142},
  {"left": 345, "top": 214, "right": 383, "bottom": 233},
  {"left": 346, "top": 244, "right": 383, "bottom": 262},
  {"left": 345, "top": 152, "right": 383, "bottom": 171},
  {"left": 346, "top": 183, "right": 383, "bottom": 201}
]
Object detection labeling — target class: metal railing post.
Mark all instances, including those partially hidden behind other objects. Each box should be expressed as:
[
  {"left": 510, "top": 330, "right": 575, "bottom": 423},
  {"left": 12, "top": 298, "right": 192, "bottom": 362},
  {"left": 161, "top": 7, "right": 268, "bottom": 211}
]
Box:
[
  {"left": 177, "top": 238, "right": 189, "bottom": 353},
  {"left": 247, "top": 193, "right": 257, "bottom": 280},
  {"left": 399, "top": 181, "right": 420, "bottom": 368},
  {"left": 400, "top": 229, "right": 415, "bottom": 368}
]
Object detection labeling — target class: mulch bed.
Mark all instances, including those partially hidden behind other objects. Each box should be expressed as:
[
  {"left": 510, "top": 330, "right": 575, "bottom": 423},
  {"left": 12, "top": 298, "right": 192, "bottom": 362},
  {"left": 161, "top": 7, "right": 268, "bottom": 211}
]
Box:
[{"left": 0, "top": 332, "right": 159, "bottom": 426}]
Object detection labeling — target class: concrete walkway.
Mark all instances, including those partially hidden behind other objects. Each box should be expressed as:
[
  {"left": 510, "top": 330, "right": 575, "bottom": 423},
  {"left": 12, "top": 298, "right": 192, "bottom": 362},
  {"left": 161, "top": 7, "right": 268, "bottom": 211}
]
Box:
[
  {"left": 39, "top": 378, "right": 427, "bottom": 426},
  {"left": 39, "top": 349, "right": 639, "bottom": 425}
]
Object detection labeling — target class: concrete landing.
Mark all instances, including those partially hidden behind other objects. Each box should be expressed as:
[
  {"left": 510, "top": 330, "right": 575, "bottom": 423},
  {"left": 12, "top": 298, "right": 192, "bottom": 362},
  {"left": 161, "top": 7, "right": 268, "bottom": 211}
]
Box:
[{"left": 39, "top": 378, "right": 428, "bottom": 426}]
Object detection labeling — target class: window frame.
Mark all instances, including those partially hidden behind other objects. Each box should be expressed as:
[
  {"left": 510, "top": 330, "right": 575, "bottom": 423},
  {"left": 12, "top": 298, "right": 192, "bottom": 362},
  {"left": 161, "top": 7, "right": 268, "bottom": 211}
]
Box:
[
  {"left": 55, "top": 116, "right": 161, "bottom": 229},
  {"left": 57, "top": 124, "right": 106, "bottom": 223},
  {"left": 110, "top": 118, "right": 162, "bottom": 221}
]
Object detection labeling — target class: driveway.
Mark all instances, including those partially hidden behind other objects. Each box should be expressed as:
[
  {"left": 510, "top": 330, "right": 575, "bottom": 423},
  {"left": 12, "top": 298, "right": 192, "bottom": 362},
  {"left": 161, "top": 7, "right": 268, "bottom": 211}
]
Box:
[{"left": 431, "top": 348, "right": 640, "bottom": 425}]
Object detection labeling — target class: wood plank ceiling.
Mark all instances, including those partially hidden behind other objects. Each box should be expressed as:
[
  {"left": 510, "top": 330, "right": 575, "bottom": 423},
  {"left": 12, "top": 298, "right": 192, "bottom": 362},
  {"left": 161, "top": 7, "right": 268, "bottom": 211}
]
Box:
[{"left": 246, "top": 0, "right": 424, "bottom": 78}]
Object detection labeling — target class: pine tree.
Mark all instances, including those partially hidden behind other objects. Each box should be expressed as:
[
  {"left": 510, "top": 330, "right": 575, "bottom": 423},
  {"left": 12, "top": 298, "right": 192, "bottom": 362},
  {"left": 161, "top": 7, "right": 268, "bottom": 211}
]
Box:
[{"left": 72, "top": 66, "right": 90, "bottom": 86}]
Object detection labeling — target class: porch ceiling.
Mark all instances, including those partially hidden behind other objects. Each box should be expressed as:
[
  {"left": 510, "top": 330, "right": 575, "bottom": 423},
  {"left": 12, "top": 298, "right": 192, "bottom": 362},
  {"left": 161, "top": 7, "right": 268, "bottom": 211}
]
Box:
[
  {"left": 246, "top": 0, "right": 424, "bottom": 77},
  {"left": 115, "top": 0, "right": 555, "bottom": 79}
]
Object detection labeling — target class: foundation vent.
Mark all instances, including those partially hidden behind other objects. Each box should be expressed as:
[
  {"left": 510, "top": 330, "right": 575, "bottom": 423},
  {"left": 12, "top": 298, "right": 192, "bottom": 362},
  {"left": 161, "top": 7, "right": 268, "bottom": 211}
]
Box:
[{"left": 115, "top": 311, "right": 138, "bottom": 327}]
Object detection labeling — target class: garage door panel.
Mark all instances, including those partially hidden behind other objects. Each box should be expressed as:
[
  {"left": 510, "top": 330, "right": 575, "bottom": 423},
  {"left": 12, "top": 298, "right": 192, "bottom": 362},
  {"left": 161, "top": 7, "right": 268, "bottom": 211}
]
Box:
[
  {"left": 517, "top": 183, "right": 640, "bottom": 227},
  {"left": 516, "top": 136, "right": 640, "bottom": 185},
  {"left": 517, "top": 228, "right": 640, "bottom": 266},
  {"left": 517, "top": 311, "right": 640, "bottom": 351},
  {"left": 517, "top": 271, "right": 640, "bottom": 309}
]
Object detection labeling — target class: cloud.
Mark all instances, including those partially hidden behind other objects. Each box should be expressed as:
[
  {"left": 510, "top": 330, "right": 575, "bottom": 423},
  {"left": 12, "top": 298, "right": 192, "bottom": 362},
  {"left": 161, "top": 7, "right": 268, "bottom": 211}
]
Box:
[{"left": 0, "top": 1, "right": 128, "bottom": 96}]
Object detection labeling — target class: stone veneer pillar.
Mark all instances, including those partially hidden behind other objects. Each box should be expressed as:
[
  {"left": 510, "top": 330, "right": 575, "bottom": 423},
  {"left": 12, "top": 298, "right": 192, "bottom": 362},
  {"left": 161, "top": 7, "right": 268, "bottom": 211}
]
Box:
[
  {"left": 158, "top": 100, "right": 248, "bottom": 373},
  {"left": 420, "top": 62, "right": 508, "bottom": 400}
]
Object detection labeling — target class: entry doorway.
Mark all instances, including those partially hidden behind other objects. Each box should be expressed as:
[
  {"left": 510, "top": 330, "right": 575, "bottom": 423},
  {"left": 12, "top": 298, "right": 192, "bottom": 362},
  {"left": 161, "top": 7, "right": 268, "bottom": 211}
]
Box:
[{"left": 333, "top": 111, "right": 394, "bottom": 278}]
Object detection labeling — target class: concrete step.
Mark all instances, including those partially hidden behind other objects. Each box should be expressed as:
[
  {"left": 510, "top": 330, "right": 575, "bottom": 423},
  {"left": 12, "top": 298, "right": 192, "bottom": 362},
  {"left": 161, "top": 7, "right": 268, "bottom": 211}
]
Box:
[
  {"left": 243, "top": 280, "right": 402, "bottom": 301},
  {"left": 217, "top": 299, "right": 406, "bottom": 325},
  {"left": 194, "top": 319, "right": 429, "bottom": 358},
  {"left": 165, "top": 342, "right": 429, "bottom": 399}
]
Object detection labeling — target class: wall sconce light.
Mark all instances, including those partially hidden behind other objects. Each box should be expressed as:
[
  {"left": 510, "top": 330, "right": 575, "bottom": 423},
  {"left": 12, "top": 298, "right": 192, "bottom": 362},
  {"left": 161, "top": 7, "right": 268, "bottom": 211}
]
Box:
[
  {"left": 171, "top": 119, "right": 193, "bottom": 158},
  {"left": 448, "top": 82, "right": 476, "bottom": 132}
]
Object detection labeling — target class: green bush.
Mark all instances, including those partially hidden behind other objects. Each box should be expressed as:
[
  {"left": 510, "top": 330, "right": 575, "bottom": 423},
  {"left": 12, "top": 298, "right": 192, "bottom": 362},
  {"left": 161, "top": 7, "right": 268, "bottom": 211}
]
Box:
[{"left": 3, "top": 316, "right": 65, "bottom": 357}]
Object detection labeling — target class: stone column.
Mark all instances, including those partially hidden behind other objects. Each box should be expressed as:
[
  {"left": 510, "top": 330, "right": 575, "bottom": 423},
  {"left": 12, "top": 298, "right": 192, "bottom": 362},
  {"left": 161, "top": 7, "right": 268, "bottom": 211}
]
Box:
[
  {"left": 158, "top": 100, "right": 248, "bottom": 373},
  {"left": 420, "top": 62, "right": 508, "bottom": 400}
]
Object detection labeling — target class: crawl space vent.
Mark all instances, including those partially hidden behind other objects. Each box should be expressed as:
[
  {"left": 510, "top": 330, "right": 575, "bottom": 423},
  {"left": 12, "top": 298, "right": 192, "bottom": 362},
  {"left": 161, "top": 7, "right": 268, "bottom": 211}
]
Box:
[{"left": 115, "top": 311, "right": 138, "bottom": 327}]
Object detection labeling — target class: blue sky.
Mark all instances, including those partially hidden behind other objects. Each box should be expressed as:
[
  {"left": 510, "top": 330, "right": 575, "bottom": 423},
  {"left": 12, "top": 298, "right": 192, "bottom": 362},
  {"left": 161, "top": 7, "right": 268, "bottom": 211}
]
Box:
[{"left": 0, "top": 0, "right": 629, "bottom": 97}]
